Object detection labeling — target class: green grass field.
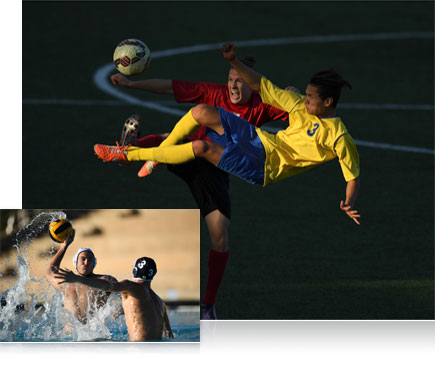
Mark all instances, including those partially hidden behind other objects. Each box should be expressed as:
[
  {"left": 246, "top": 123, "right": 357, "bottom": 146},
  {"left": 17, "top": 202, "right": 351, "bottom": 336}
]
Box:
[{"left": 22, "top": 1, "right": 434, "bottom": 319}]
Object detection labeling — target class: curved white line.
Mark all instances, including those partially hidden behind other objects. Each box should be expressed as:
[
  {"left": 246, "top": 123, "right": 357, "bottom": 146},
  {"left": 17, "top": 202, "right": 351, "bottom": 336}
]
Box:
[
  {"left": 93, "top": 32, "right": 435, "bottom": 155},
  {"left": 22, "top": 98, "right": 435, "bottom": 111},
  {"left": 93, "top": 64, "right": 185, "bottom": 116}
]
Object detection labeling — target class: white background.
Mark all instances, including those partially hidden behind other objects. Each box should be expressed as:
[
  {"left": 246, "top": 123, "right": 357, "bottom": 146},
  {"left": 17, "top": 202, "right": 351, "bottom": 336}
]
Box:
[
  {"left": 1, "top": 1, "right": 21, "bottom": 209},
  {"left": 1, "top": 321, "right": 435, "bottom": 371}
]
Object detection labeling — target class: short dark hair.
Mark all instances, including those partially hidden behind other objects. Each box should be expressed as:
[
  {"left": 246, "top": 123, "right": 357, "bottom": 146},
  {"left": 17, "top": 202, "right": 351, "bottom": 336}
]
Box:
[{"left": 309, "top": 68, "right": 351, "bottom": 107}]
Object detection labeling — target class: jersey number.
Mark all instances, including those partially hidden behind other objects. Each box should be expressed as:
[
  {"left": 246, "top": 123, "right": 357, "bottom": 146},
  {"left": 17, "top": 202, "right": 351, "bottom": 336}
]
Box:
[{"left": 307, "top": 123, "right": 319, "bottom": 136}]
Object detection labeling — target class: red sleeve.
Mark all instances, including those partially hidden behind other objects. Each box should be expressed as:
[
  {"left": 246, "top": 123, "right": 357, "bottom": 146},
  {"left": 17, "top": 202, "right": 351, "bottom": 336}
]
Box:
[
  {"left": 172, "top": 80, "right": 224, "bottom": 104},
  {"left": 248, "top": 93, "right": 289, "bottom": 127},
  {"left": 263, "top": 103, "right": 289, "bottom": 122}
]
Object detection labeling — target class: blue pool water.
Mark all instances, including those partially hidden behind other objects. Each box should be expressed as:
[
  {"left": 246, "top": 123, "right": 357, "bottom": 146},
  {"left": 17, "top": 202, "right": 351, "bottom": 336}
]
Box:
[{"left": 0, "top": 212, "right": 200, "bottom": 342}]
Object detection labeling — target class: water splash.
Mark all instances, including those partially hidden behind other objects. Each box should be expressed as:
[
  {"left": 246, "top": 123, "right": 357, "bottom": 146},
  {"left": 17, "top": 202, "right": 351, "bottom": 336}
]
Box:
[{"left": 0, "top": 211, "right": 128, "bottom": 341}]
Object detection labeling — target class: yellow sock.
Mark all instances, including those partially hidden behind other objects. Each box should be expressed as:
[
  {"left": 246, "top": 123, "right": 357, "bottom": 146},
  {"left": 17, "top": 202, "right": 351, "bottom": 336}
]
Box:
[
  {"left": 160, "top": 109, "right": 200, "bottom": 147},
  {"left": 127, "top": 142, "right": 195, "bottom": 164}
]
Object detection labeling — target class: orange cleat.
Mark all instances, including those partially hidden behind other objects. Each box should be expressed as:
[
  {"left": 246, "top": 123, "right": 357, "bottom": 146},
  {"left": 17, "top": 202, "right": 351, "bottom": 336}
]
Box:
[
  {"left": 138, "top": 161, "right": 159, "bottom": 178},
  {"left": 94, "top": 142, "right": 130, "bottom": 163}
]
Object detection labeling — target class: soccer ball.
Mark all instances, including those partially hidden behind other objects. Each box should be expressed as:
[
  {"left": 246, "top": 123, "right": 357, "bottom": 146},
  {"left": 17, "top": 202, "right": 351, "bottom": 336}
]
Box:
[
  {"left": 113, "top": 39, "right": 151, "bottom": 76},
  {"left": 48, "top": 219, "right": 73, "bottom": 243}
]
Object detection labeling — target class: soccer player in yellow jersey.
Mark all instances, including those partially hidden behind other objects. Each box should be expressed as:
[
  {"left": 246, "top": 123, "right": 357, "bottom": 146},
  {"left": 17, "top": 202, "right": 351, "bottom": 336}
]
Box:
[{"left": 94, "top": 42, "right": 360, "bottom": 224}]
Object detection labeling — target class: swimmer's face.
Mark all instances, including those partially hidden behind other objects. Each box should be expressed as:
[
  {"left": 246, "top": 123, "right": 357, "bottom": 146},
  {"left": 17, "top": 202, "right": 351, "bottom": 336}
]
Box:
[
  {"left": 228, "top": 68, "right": 252, "bottom": 105},
  {"left": 76, "top": 251, "right": 95, "bottom": 276}
]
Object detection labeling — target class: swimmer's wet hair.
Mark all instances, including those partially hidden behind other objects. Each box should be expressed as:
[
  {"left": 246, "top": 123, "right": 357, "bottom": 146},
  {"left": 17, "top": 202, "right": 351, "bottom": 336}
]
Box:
[{"left": 310, "top": 67, "right": 352, "bottom": 107}]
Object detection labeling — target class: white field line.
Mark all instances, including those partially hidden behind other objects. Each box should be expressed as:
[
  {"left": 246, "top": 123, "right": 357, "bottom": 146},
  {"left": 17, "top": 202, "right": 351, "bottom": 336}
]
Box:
[
  {"left": 93, "top": 31, "right": 434, "bottom": 117},
  {"left": 22, "top": 98, "right": 435, "bottom": 112}
]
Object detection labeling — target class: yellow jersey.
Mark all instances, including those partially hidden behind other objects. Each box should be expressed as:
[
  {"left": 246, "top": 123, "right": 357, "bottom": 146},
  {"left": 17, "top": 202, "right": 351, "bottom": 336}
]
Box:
[{"left": 256, "top": 77, "right": 360, "bottom": 186}]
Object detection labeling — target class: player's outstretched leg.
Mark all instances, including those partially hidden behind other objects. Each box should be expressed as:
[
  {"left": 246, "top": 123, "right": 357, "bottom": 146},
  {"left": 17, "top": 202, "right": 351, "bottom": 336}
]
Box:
[
  {"left": 159, "top": 104, "right": 224, "bottom": 147},
  {"left": 94, "top": 142, "right": 131, "bottom": 163},
  {"left": 94, "top": 105, "right": 224, "bottom": 164},
  {"left": 94, "top": 139, "right": 225, "bottom": 167},
  {"left": 135, "top": 104, "right": 223, "bottom": 177},
  {"left": 94, "top": 141, "right": 189, "bottom": 163}
]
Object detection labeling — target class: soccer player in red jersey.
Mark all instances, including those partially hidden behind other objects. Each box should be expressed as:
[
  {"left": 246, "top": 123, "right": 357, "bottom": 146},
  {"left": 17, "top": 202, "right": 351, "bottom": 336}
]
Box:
[{"left": 110, "top": 58, "right": 289, "bottom": 319}]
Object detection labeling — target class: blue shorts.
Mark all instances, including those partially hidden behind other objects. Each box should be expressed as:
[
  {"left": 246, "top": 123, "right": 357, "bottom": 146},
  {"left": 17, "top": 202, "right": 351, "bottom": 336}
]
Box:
[{"left": 215, "top": 108, "right": 266, "bottom": 186}]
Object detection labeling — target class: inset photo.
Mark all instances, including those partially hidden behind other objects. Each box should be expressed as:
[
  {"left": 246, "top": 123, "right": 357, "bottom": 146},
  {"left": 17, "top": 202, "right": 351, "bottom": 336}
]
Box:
[{"left": 0, "top": 209, "right": 200, "bottom": 342}]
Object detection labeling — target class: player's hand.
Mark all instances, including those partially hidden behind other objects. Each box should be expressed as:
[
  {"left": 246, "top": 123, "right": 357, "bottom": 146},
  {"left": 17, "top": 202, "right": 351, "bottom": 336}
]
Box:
[
  {"left": 285, "top": 86, "right": 301, "bottom": 93},
  {"left": 340, "top": 201, "right": 360, "bottom": 225},
  {"left": 111, "top": 73, "right": 131, "bottom": 87},
  {"left": 221, "top": 43, "right": 237, "bottom": 61},
  {"left": 60, "top": 229, "right": 75, "bottom": 249},
  {"left": 54, "top": 267, "right": 77, "bottom": 284}
]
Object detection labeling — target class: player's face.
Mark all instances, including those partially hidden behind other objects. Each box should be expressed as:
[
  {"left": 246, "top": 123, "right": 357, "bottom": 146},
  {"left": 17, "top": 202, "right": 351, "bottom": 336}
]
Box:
[
  {"left": 76, "top": 252, "right": 94, "bottom": 276},
  {"left": 305, "top": 84, "right": 330, "bottom": 116},
  {"left": 228, "top": 68, "right": 252, "bottom": 105}
]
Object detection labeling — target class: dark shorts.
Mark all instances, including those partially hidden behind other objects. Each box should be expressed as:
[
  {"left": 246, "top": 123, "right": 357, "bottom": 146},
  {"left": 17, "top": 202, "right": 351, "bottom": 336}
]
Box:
[
  {"left": 216, "top": 108, "right": 265, "bottom": 186},
  {"left": 167, "top": 159, "right": 231, "bottom": 220}
]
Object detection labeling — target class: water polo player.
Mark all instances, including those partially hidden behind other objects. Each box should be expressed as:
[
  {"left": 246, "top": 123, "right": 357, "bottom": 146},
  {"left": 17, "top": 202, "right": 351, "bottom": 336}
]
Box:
[
  {"left": 45, "top": 229, "right": 119, "bottom": 326},
  {"left": 55, "top": 256, "right": 174, "bottom": 341}
]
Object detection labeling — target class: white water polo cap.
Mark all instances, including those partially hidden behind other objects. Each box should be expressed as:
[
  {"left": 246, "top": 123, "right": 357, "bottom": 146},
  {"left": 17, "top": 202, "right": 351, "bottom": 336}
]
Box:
[
  {"left": 73, "top": 248, "right": 97, "bottom": 269},
  {"left": 132, "top": 257, "right": 157, "bottom": 281}
]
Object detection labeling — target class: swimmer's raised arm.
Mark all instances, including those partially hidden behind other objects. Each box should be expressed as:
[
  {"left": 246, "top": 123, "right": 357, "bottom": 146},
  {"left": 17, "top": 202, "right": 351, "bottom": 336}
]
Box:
[{"left": 45, "top": 230, "right": 75, "bottom": 290}]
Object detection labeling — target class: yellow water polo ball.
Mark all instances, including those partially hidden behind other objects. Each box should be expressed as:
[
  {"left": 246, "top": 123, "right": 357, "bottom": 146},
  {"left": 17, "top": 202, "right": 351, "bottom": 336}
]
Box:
[{"left": 48, "top": 219, "right": 73, "bottom": 243}]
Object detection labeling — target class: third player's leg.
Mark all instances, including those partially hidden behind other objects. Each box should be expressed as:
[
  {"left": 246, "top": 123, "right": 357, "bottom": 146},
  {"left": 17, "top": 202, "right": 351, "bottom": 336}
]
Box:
[{"left": 204, "top": 209, "right": 230, "bottom": 252}]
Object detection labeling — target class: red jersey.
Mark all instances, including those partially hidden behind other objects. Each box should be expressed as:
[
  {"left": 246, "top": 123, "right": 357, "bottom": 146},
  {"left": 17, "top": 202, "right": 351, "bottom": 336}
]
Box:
[{"left": 172, "top": 80, "right": 288, "bottom": 141}]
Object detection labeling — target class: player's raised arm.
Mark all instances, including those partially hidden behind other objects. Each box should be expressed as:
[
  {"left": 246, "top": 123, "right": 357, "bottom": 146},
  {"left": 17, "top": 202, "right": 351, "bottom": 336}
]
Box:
[
  {"left": 340, "top": 177, "right": 360, "bottom": 225},
  {"left": 111, "top": 73, "right": 174, "bottom": 94},
  {"left": 45, "top": 230, "right": 75, "bottom": 289},
  {"left": 221, "top": 43, "right": 262, "bottom": 92}
]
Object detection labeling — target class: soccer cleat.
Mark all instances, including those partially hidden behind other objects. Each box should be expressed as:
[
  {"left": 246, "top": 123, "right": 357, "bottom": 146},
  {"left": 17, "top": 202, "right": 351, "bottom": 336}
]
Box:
[
  {"left": 200, "top": 304, "right": 217, "bottom": 320},
  {"left": 94, "top": 142, "right": 130, "bottom": 163},
  {"left": 138, "top": 161, "right": 159, "bottom": 178},
  {"left": 120, "top": 114, "right": 141, "bottom": 147}
]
